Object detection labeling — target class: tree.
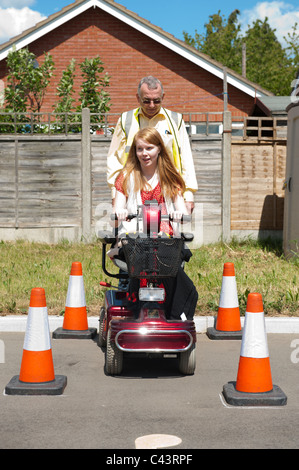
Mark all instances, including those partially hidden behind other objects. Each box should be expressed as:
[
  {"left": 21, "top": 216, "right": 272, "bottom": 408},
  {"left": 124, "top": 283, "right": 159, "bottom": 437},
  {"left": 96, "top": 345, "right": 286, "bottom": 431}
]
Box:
[
  {"left": 53, "top": 56, "right": 111, "bottom": 132},
  {"left": 52, "top": 58, "right": 77, "bottom": 132},
  {"left": 284, "top": 22, "right": 299, "bottom": 96},
  {"left": 75, "top": 56, "right": 111, "bottom": 131},
  {"left": 184, "top": 11, "right": 299, "bottom": 95},
  {"left": 184, "top": 10, "right": 243, "bottom": 74},
  {"left": 284, "top": 23, "right": 299, "bottom": 67},
  {"left": 53, "top": 58, "right": 76, "bottom": 114},
  {"left": 5, "top": 46, "right": 54, "bottom": 113},
  {"left": 243, "top": 18, "right": 290, "bottom": 95},
  {"left": 77, "top": 56, "right": 110, "bottom": 118}
]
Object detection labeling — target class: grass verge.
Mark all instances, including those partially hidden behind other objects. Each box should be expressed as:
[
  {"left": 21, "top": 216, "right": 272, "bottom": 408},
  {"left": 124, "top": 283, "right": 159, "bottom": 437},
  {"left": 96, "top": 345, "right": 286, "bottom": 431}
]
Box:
[{"left": 0, "top": 237, "right": 298, "bottom": 317}]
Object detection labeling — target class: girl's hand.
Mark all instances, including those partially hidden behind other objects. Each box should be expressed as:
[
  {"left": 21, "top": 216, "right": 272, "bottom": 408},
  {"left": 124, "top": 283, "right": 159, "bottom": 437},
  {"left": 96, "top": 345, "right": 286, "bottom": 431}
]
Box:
[
  {"left": 170, "top": 211, "right": 183, "bottom": 222},
  {"left": 114, "top": 208, "right": 128, "bottom": 221}
]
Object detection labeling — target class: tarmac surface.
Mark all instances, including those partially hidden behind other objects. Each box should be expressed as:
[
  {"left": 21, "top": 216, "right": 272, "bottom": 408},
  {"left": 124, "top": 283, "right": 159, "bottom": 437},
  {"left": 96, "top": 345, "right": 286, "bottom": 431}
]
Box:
[{"left": 0, "top": 331, "right": 299, "bottom": 452}]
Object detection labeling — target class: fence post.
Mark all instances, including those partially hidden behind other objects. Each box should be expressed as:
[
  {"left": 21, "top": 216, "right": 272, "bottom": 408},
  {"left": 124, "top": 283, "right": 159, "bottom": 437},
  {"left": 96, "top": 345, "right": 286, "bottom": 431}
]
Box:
[
  {"left": 81, "top": 107, "right": 92, "bottom": 241},
  {"left": 222, "top": 111, "right": 232, "bottom": 242}
]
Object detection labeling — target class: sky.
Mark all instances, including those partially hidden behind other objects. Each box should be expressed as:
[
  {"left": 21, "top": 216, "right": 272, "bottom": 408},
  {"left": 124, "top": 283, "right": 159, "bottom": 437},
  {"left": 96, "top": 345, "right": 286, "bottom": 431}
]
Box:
[{"left": 0, "top": 0, "right": 299, "bottom": 46}]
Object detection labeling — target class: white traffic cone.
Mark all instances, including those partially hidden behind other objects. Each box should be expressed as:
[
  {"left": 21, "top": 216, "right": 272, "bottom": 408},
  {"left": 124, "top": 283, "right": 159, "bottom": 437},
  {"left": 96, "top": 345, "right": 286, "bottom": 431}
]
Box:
[
  {"left": 53, "top": 262, "right": 96, "bottom": 339},
  {"left": 207, "top": 262, "right": 242, "bottom": 339}
]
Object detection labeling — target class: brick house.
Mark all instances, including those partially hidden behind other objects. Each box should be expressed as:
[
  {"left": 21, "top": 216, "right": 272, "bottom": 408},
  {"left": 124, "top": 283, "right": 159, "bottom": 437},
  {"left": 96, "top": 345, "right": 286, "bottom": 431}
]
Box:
[{"left": 0, "top": 0, "right": 272, "bottom": 120}]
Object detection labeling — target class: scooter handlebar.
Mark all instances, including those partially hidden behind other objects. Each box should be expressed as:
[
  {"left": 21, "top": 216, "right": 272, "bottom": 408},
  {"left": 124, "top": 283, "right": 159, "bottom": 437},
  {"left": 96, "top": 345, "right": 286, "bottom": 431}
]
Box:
[
  {"left": 111, "top": 213, "right": 191, "bottom": 222},
  {"left": 110, "top": 213, "right": 137, "bottom": 220}
]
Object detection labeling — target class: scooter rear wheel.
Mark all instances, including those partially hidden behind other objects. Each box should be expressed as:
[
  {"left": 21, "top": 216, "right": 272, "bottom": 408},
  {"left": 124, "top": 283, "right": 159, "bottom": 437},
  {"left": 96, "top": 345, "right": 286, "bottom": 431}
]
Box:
[
  {"left": 178, "top": 343, "right": 196, "bottom": 375},
  {"left": 106, "top": 327, "right": 123, "bottom": 375}
]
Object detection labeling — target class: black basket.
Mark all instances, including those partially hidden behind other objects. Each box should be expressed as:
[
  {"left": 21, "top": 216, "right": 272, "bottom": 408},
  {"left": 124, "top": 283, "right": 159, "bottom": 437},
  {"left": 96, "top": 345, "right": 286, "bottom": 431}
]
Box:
[{"left": 121, "top": 236, "right": 183, "bottom": 279}]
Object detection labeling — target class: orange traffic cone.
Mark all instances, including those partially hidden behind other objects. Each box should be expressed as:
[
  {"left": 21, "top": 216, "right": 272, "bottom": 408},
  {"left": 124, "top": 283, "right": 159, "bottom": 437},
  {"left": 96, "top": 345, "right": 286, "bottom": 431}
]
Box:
[
  {"left": 207, "top": 262, "right": 242, "bottom": 339},
  {"left": 5, "top": 288, "right": 67, "bottom": 395},
  {"left": 53, "top": 262, "right": 96, "bottom": 339},
  {"left": 222, "top": 292, "right": 287, "bottom": 406}
]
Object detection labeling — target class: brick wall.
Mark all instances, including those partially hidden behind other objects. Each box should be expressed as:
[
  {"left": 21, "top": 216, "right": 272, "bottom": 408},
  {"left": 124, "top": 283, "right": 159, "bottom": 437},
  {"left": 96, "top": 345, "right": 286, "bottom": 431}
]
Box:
[{"left": 0, "top": 7, "right": 253, "bottom": 118}]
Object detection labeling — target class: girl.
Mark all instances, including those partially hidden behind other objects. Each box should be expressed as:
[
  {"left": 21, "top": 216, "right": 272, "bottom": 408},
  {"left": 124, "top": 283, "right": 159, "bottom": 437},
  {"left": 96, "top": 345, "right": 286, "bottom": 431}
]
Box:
[
  {"left": 109, "top": 127, "right": 198, "bottom": 320},
  {"left": 112, "top": 126, "right": 188, "bottom": 234}
]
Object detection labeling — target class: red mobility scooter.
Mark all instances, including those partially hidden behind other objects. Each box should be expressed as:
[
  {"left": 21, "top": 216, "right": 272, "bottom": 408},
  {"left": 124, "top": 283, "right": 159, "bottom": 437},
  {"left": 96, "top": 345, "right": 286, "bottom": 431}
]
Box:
[{"left": 97, "top": 200, "right": 197, "bottom": 375}]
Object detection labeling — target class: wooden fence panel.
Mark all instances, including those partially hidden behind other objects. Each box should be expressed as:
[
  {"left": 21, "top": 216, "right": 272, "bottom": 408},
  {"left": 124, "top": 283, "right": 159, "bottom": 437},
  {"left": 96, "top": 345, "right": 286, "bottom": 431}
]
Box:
[
  {"left": 191, "top": 138, "right": 222, "bottom": 227},
  {"left": 0, "top": 138, "right": 82, "bottom": 228},
  {"left": 231, "top": 141, "right": 286, "bottom": 230},
  {"left": 17, "top": 140, "right": 82, "bottom": 228},
  {"left": 0, "top": 142, "right": 16, "bottom": 226},
  {"left": 91, "top": 139, "right": 112, "bottom": 215}
]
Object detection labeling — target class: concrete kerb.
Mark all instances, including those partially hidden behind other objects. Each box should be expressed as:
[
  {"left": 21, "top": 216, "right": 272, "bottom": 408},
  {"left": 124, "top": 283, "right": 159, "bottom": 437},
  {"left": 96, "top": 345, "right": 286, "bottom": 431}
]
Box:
[
  {"left": 1, "top": 315, "right": 299, "bottom": 334},
  {"left": 195, "top": 316, "right": 299, "bottom": 334}
]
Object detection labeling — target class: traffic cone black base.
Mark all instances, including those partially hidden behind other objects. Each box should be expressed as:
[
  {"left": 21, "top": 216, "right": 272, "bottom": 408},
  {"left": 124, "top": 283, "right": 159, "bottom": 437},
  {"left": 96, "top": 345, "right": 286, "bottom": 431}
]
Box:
[
  {"left": 206, "top": 327, "right": 242, "bottom": 340},
  {"left": 53, "top": 327, "right": 97, "bottom": 339},
  {"left": 5, "top": 375, "right": 67, "bottom": 396},
  {"left": 222, "top": 381, "right": 287, "bottom": 407}
]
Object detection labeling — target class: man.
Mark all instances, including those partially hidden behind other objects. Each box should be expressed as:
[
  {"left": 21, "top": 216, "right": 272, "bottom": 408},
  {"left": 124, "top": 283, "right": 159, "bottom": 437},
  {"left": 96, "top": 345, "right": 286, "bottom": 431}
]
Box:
[{"left": 107, "top": 76, "right": 198, "bottom": 213}]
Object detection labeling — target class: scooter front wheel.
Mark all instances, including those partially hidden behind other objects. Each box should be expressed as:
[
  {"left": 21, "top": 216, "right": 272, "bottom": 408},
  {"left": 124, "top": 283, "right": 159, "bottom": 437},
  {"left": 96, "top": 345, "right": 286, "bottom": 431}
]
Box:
[
  {"left": 106, "top": 327, "right": 123, "bottom": 375},
  {"left": 178, "top": 343, "right": 196, "bottom": 375}
]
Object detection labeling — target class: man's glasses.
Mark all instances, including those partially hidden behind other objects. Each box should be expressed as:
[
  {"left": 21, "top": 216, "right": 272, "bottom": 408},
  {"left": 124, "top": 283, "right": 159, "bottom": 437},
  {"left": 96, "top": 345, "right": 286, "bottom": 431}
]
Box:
[{"left": 141, "top": 98, "right": 162, "bottom": 105}]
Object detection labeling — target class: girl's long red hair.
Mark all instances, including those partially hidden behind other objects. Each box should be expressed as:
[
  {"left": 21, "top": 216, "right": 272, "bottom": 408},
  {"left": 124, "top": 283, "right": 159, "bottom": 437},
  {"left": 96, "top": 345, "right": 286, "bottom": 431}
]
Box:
[{"left": 120, "top": 127, "right": 185, "bottom": 200}]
